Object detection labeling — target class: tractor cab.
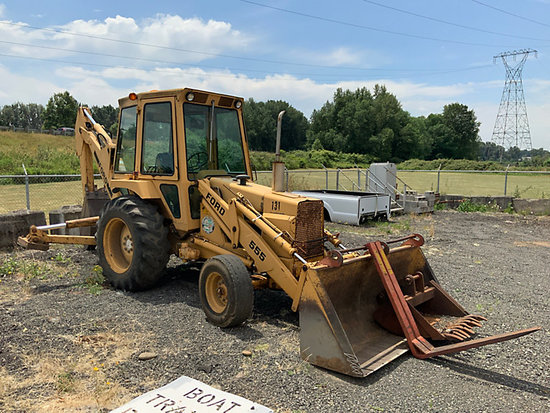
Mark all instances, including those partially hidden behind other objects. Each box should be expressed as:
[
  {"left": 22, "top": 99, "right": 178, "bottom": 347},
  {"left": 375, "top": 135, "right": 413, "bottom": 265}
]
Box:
[{"left": 113, "top": 89, "right": 252, "bottom": 232}]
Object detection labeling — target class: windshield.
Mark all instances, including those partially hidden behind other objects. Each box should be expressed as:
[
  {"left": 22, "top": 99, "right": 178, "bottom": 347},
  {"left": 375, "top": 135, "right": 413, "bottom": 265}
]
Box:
[{"left": 184, "top": 103, "right": 246, "bottom": 179}]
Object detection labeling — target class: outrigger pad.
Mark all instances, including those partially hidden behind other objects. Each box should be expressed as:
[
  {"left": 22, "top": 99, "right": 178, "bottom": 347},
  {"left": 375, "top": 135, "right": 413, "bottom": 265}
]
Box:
[
  {"left": 298, "top": 234, "right": 540, "bottom": 377},
  {"left": 17, "top": 235, "right": 49, "bottom": 251}
]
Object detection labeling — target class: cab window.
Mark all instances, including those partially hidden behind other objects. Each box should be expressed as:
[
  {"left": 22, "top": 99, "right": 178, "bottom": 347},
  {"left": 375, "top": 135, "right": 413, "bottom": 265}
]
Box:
[
  {"left": 141, "top": 102, "right": 174, "bottom": 175},
  {"left": 184, "top": 103, "right": 246, "bottom": 179},
  {"left": 115, "top": 106, "right": 137, "bottom": 172}
]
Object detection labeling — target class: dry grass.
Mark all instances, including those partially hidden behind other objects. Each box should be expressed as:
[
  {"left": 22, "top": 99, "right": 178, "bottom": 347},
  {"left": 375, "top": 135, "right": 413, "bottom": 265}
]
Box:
[
  {"left": 0, "top": 330, "right": 146, "bottom": 412},
  {"left": 0, "top": 131, "right": 74, "bottom": 153}
]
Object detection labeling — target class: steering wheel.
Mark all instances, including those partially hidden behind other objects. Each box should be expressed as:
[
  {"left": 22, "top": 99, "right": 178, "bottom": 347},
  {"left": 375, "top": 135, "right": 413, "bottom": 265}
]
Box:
[{"left": 187, "top": 151, "right": 208, "bottom": 171}]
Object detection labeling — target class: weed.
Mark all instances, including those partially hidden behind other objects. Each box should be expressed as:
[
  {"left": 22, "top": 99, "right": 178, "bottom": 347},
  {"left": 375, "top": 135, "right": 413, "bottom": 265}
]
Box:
[
  {"left": 56, "top": 370, "right": 76, "bottom": 393},
  {"left": 22, "top": 261, "right": 48, "bottom": 280},
  {"left": 457, "top": 200, "right": 488, "bottom": 213},
  {"left": 434, "top": 202, "right": 446, "bottom": 210},
  {"left": 0, "top": 257, "right": 19, "bottom": 277},
  {"left": 502, "top": 202, "right": 515, "bottom": 214},
  {"left": 254, "top": 343, "right": 269, "bottom": 352},
  {"left": 52, "top": 252, "right": 71, "bottom": 264},
  {"left": 83, "top": 265, "right": 105, "bottom": 294}
]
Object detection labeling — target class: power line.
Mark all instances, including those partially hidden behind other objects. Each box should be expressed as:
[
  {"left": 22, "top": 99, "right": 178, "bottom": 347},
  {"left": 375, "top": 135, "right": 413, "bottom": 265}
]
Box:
[
  {"left": 0, "top": 20, "right": 383, "bottom": 72},
  {"left": 361, "top": 0, "right": 550, "bottom": 42},
  {"left": 238, "top": 0, "right": 512, "bottom": 48},
  {"left": 472, "top": 0, "right": 550, "bottom": 29},
  {"left": 0, "top": 51, "right": 493, "bottom": 82},
  {"left": 0, "top": 39, "right": 492, "bottom": 77}
]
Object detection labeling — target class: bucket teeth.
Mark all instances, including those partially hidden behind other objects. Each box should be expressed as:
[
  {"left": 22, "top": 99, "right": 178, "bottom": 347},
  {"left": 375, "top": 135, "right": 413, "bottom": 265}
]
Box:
[
  {"left": 444, "top": 328, "right": 469, "bottom": 340},
  {"left": 443, "top": 332, "right": 466, "bottom": 341},
  {"left": 442, "top": 314, "right": 487, "bottom": 341},
  {"left": 464, "top": 314, "right": 487, "bottom": 322},
  {"left": 448, "top": 325, "right": 473, "bottom": 337}
]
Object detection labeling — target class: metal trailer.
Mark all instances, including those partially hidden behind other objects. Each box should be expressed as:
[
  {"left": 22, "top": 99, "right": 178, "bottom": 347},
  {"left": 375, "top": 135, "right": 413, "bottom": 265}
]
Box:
[{"left": 293, "top": 190, "right": 391, "bottom": 225}]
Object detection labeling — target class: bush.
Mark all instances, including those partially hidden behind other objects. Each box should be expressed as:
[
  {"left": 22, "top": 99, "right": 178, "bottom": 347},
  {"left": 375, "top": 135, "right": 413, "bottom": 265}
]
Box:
[
  {"left": 250, "top": 149, "right": 373, "bottom": 171},
  {"left": 398, "top": 158, "right": 504, "bottom": 171}
]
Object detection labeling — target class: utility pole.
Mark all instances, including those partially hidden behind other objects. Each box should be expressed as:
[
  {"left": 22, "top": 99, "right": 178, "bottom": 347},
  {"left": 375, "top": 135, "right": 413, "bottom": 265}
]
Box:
[{"left": 491, "top": 49, "right": 537, "bottom": 159}]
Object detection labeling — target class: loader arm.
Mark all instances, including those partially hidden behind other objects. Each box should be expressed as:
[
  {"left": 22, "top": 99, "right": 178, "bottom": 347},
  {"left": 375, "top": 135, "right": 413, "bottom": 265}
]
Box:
[
  {"left": 196, "top": 178, "right": 302, "bottom": 304},
  {"left": 74, "top": 107, "right": 116, "bottom": 198}
]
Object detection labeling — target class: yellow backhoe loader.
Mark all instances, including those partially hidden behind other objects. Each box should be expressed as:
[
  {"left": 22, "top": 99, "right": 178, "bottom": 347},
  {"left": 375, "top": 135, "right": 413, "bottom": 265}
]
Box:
[{"left": 18, "top": 88, "right": 539, "bottom": 377}]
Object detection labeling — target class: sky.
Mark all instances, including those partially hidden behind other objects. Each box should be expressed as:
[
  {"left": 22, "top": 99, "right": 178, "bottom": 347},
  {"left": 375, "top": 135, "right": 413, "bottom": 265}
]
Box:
[{"left": 0, "top": 0, "right": 549, "bottom": 149}]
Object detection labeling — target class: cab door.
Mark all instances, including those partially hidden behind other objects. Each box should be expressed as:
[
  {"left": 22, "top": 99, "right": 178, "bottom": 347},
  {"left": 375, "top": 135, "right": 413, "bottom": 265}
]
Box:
[{"left": 137, "top": 97, "right": 187, "bottom": 226}]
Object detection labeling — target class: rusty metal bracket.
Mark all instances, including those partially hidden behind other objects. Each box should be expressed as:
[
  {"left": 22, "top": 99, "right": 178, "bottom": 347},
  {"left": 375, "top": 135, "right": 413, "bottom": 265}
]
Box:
[
  {"left": 366, "top": 240, "right": 540, "bottom": 359},
  {"left": 318, "top": 250, "right": 343, "bottom": 268}
]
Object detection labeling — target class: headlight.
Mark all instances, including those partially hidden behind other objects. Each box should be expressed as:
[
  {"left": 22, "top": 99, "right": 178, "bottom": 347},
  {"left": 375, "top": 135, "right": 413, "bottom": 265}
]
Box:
[
  {"left": 186, "top": 92, "right": 195, "bottom": 102},
  {"left": 235, "top": 100, "right": 242, "bottom": 109}
]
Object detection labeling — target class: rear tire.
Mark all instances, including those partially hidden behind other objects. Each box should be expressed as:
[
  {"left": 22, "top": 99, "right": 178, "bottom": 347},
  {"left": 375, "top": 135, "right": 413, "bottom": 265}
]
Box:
[
  {"left": 96, "top": 196, "right": 170, "bottom": 291},
  {"left": 199, "top": 255, "right": 253, "bottom": 328}
]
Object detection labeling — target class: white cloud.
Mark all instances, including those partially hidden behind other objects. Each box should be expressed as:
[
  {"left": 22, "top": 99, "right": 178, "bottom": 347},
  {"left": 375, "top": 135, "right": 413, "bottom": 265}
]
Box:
[
  {"left": 0, "top": 64, "right": 62, "bottom": 103},
  {"left": 1, "top": 58, "right": 549, "bottom": 149},
  {"left": 0, "top": 14, "right": 251, "bottom": 64}
]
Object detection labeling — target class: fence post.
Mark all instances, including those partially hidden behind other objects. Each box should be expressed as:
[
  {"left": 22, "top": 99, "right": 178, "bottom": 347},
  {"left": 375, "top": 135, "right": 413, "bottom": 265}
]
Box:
[
  {"left": 356, "top": 165, "right": 361, "bottom": 190},
  {"left": 336, "top": 169, "right": 340, "bottom": 191},
  {"left": 437, "top": 163, "right": 441, "bottom": 193},
  {"left": 322, "top": 164, "right": 328, "bottom": 189},
  {"left": 504, "top": 164, "right": 510, "bottom": 195},
  {"left": 22, "top": 163, "right": 30, "bottom": 210},
  {"left": 403, "top": 183, "right": 407, "bottom": 211}
]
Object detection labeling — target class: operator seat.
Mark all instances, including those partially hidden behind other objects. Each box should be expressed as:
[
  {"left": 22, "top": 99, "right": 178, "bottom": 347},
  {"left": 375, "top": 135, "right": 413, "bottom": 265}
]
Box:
[{"left": 155, "top": 152, "right": 174, "bottom": 174}]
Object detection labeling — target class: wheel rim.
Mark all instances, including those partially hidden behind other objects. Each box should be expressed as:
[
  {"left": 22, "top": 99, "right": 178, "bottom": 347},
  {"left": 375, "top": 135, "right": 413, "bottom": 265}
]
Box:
[
  {"left": 103, "top": 218, "right": 134, "bottom": 274},
  {"left": 205, "top": 271, "right": 228, "bottom": 313}
]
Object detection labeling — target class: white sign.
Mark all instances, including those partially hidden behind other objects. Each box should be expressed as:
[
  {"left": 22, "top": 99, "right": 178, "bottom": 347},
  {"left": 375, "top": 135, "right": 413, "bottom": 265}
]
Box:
[{"left": 111, "top": 376, "right": 273, "bottom": 413}]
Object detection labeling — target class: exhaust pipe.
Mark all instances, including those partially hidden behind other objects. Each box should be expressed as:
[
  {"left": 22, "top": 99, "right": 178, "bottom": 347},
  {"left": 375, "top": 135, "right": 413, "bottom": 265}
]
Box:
[{"left": 272, "top": 110, "right": 286, "bottom": 192}]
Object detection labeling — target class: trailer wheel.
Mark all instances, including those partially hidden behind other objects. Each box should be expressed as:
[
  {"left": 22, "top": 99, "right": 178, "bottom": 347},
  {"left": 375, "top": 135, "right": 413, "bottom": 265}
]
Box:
[
  {"left": 199, "top": 255, "right": 253, "bottom": 328},
  {"left": 97, "top": 196, "right": 169, "bottom": 291}
]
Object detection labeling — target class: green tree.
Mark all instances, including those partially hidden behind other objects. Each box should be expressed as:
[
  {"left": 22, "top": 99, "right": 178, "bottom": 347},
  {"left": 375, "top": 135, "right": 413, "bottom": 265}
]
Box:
[
  {"left": 429, "top": 103, "right": 480, "bottom": 159},
  {"left": 243, "top": 99, "right": 308, "bottom": 152},
  {"left": 308, "top": 85, "right": 413, "bottom": 161},
  {"left": 42, "top": 91, "right": 79, "bottom": 129},
  {"left": 0, "top": 102, "right": 44, "bottom": 129},
  {"left": 91, "top": 104, "right": 118, "bottom": 132}
]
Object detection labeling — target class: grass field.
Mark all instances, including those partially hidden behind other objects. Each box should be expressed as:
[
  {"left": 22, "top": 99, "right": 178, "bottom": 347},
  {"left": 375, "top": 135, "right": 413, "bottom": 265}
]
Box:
[
  {"left": 0, "top": 131, "right": 79, "bottom": 175},
  {"left": 1, "top": 170, "right": 549, "bottom": 214},
  {"left": 1, "top": 131, "right": 549, "bottom": 213},
  {"left": 0, "top": 179, "right": 101, "bottom": 214},
  {"left": 256, "top": 169, "right": 550, "bottom": 199}
]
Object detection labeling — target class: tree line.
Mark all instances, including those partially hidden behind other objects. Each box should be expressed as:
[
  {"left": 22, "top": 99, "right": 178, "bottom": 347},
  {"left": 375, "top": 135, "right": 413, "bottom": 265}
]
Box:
[
  {"left": 0, "top": 91, "right": 118, "bottom": 134},
  {"left": 2, "top": 87, "right": 548, "bottom": 164}
]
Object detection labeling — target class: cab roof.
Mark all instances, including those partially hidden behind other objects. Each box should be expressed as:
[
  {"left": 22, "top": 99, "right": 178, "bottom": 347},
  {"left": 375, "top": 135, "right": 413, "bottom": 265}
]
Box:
[{"left": 118, "top": 88, "right": 244, "bottom": 109}]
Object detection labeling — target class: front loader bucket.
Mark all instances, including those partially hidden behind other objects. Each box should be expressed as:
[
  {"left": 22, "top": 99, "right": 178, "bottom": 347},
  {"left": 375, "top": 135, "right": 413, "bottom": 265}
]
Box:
[{"left": 298, "top": 235, "right": 540, "bottom": 377}]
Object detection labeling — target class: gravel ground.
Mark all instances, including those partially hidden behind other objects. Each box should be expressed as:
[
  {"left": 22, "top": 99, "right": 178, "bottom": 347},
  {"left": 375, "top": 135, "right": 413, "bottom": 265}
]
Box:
[{"left": 0, "top": 210, "right": 549, "bottom": 412}]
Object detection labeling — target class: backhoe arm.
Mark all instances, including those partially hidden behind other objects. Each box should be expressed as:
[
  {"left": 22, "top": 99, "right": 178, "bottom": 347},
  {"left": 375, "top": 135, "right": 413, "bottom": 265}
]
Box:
[{"left": 74, "top": 107, "right": 116, "bottom": 198}]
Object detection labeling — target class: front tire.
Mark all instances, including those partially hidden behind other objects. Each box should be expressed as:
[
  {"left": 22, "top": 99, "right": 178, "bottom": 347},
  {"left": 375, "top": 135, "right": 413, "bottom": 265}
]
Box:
[
  {"left": 199, "top": 255, "right": 253, "bottom": 328},
  {"left": 97, "top": 196, "right": 170, "bottom": 291}
]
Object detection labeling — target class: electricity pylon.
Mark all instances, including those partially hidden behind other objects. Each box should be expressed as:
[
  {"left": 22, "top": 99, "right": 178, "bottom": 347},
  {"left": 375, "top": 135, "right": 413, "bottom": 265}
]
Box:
[{"left": 491, "top": 49, "right": 537, "bottom": 153}]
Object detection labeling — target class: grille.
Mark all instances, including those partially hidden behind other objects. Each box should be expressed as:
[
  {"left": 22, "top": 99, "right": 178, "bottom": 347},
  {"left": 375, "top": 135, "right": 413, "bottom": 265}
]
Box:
[
  {"left": 218, "top": 96, "right": 234, "bottom": 107},
  {"left": 193, "top": 92, "right": 209, "bottom": 104},
  {"left": 294, "top": 199, "right": 324, "bottom": 258}
]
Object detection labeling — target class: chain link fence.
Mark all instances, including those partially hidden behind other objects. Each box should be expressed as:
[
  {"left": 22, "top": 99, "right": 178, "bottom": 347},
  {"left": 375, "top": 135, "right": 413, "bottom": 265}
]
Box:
[
  {"left": 1, "top": 168, "right": 549, "bottom": 215},
  {"left": 0, "top": 174, "right": 101, "bottom": 214}
]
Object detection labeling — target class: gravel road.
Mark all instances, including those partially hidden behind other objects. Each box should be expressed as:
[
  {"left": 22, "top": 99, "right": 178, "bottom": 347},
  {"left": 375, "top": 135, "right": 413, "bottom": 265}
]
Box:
[{"left": 1, "top": 210, "right": 549, "bottom": 412}]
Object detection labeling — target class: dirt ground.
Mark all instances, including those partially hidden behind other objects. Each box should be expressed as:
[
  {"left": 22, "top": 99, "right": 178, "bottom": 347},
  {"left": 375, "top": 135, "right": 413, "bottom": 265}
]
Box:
[{"left": 1, "top": 210, "right": 549, "bottom": 412}]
